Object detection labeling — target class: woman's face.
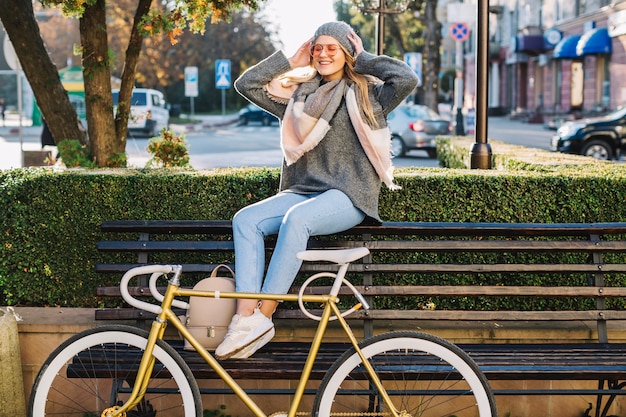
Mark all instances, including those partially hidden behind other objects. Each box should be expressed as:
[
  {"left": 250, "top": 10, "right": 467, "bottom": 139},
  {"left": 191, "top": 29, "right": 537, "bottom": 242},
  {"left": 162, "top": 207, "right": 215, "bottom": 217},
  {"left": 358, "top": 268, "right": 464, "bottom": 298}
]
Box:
[{"left": 311, "top": 35, "right": 346, "bottom": 81}]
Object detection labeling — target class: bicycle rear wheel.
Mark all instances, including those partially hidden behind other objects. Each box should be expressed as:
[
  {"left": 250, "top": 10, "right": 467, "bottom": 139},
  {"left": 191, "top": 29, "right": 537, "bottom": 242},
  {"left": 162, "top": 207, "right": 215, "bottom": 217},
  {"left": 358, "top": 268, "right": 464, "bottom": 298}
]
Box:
[
  {"left": 313, "top": 331, "right": 496, "bottom": 417},
  {"left": 28, "top": 324, "right": 202, "bottom": 417}
]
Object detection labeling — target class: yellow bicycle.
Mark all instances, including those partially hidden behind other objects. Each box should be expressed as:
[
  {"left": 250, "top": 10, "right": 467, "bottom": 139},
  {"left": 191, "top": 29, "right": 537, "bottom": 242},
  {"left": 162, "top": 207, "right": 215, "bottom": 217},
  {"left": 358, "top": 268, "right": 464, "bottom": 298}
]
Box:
[{"left": 28, "top": 247, "right": 496, "bottom": 417}]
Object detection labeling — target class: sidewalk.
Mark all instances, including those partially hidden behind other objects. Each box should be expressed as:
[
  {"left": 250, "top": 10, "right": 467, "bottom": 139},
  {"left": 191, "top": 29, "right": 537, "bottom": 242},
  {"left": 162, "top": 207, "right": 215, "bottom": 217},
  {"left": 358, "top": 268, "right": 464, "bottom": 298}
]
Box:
[{"left": 0, "top": 115, "right": 43, "bottom": 170}]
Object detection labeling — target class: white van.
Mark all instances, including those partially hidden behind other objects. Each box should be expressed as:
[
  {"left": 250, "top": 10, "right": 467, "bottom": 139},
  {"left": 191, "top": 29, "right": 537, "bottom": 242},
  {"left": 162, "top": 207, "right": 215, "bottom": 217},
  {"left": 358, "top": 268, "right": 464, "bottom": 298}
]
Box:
[{"left": 112, "top": 88, "right": 169, "bottom": 137}]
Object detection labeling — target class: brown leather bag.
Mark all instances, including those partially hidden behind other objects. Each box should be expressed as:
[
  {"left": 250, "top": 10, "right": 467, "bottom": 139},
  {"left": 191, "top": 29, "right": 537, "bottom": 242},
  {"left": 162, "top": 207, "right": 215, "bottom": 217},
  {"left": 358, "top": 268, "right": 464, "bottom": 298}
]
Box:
[{"left": 182, "top": 265, "right": 236, "bottom": 351}]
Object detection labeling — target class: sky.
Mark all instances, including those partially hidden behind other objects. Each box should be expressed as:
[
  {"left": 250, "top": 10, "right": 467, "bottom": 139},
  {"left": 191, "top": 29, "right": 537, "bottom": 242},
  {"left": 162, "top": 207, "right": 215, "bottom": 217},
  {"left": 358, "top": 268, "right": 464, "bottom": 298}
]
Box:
[{"left": 262, "top": 0, "right": 337, "bottom": 55}]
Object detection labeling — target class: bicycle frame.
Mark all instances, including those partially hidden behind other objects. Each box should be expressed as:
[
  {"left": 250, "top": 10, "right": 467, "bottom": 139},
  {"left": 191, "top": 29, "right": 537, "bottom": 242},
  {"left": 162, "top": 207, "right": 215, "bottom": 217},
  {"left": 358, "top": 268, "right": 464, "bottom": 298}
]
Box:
[{"left": 109, "top": 264, "right": 401, "bottom": 417}]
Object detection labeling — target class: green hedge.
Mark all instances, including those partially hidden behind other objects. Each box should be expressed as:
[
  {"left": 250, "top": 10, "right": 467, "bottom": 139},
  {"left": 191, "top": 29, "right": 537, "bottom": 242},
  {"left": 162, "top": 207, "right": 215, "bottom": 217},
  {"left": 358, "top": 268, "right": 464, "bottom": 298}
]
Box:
[{"left": 2, "top": 137, "right": 626, "bottom": 308}]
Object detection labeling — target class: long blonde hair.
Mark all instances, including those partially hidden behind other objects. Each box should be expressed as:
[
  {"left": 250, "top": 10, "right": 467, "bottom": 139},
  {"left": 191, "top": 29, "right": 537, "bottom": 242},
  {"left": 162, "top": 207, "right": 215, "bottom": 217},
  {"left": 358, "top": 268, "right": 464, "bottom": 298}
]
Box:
[{"left": 340, "top": 44, "right": 380, "bottom": 128}]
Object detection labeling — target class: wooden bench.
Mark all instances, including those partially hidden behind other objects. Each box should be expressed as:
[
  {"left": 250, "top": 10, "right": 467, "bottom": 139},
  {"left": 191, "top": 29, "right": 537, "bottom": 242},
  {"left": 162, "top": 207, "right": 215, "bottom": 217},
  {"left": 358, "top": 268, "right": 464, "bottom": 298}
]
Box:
[{"left": 95, "top": 220, "right": 626, "bottom": 416}]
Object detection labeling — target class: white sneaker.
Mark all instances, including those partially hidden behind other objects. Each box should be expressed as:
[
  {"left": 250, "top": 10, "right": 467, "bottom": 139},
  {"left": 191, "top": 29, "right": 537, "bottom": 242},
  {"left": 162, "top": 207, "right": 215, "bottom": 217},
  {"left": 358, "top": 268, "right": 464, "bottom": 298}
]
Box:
[
  {"left": 230, "top": 327, "right": 275, "bottom": 359},
  {"left": 215, "top": 309, "right": 274, "bottom": 360}
]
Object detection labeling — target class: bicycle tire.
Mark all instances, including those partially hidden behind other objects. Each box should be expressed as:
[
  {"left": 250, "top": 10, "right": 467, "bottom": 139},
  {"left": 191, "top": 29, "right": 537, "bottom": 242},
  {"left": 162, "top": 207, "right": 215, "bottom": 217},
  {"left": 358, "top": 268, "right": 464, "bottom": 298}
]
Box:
[
  {"left": 313, "top": 331, "right": 497, "bottom": 417},
  {"left": 28, "top": 324, "right": 202, "bottom": 417}
]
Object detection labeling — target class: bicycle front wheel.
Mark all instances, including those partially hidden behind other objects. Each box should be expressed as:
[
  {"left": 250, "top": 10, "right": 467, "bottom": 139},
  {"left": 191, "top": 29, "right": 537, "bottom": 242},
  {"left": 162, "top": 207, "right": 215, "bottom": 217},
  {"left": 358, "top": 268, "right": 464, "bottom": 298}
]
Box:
[
  {"left": 28, "top": 324, "right": 202, "bottom": 417},
  {"left": 313, "top": 331, "right": 496, "bottom": 417}
]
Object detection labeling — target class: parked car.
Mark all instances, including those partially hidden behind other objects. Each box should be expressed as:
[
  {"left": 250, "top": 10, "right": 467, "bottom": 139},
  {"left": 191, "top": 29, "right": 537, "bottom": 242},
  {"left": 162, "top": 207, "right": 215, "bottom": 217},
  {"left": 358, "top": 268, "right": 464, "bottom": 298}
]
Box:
[
  {"left": 112, "top": 88, "right": 170, "bottom": 137},
  {"left": 551, "top": 105, "right": 626, "bottom": 160},
  {"left": 238, "top": 104, "right": 279, "bottom": 126},
  {"left": 387, "top": 104, "right": 451, "bottom": 158}
]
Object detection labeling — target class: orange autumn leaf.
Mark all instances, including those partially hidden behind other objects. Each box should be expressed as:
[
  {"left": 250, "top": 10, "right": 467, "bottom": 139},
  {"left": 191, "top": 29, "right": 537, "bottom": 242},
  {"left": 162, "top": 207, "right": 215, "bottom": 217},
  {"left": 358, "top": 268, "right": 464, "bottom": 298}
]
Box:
[{"left": 167, "top": 27, "right": 183, "bottom": 44}]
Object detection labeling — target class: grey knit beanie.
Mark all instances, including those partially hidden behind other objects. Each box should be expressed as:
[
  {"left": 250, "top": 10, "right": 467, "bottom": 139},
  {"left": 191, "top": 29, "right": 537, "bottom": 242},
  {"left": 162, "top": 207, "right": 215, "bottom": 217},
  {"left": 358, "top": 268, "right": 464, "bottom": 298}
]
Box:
[{"left": 313, "top": 21, "right": 355, "bottom": 56}]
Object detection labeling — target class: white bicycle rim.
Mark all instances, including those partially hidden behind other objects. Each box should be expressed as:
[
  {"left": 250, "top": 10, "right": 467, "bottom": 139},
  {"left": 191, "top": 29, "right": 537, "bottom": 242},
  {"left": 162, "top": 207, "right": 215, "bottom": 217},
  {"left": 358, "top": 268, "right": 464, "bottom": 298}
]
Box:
[
  {"left": 315, "top": 333, "right": 495, "bottom": 417},
  {"left": 29, "top": 326, "right": 200, "bottom": 417}
]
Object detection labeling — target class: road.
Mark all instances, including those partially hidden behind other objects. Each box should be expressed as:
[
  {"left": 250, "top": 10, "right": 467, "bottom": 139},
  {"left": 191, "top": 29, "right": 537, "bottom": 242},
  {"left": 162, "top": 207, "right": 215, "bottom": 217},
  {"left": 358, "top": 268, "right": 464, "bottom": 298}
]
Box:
[
  {"left": 124, "top": 115, "right": 554, "bottom": 170},
  {"left": 0, "top": 114, "right": 555, "bottom": 170}
]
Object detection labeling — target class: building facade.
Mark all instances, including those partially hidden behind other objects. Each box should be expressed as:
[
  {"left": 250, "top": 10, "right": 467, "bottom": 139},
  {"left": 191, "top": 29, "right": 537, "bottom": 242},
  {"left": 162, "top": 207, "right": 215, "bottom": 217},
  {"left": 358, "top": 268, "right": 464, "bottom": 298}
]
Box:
[{"left": 448, "top": 0, "right": 626, "bottom": 118}]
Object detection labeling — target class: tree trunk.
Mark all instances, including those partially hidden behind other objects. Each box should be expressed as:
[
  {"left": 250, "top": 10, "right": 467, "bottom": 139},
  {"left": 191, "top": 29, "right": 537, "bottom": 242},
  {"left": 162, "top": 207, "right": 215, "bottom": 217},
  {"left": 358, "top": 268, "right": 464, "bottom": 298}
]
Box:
[
  {"left": 115, "top": 0, "right": 153, "bottom": 148},
  {"left": 80, "top": 0, "right": 117, "bottom": 166},
  {"left": 422, "top": 0, "right": 442, "bottom": 112},
  {"left": 0, "top": 0, "right": 87, "bottom": 146}
]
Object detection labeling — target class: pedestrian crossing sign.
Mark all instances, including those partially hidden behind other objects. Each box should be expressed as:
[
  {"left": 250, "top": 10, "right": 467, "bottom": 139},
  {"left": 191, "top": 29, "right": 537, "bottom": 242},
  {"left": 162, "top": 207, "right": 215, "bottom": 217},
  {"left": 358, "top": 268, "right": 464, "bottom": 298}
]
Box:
[{"left": 216, "top": 59, "right": 231, "bottom": 89}]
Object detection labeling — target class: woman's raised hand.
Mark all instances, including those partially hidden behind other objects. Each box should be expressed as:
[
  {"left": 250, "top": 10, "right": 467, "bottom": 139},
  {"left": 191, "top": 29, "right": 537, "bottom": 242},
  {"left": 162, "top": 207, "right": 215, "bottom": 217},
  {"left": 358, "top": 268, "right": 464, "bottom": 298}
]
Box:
[
  {"left": 288, "top": 38, "right": 313, "bottom": 69},
  {"left": 347, "top": 31, "right": 364, "bottom": 56}
]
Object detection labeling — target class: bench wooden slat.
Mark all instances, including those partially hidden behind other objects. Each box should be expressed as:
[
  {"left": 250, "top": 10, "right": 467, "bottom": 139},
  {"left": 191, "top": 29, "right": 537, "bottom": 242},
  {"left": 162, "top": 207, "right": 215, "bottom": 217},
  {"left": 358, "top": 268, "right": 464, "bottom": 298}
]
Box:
[
  {"left": 100, "top": 220, "right": 626, "bottom": 237},
  {"left": 358, "top": 285, "right": 626, "bottom": 297},
  {"left": 96, "top": 263, "right": 233, "bottom": 274},
  {"left": 96, "top": 262, "right": 626, "bottom": 275},
  {"left": 277, "top": 309, "right": 623, "bottom": 321},
  {"left": 98, "top": 241, "right": 235, "bottom": 252},
  {"left": 94, "top": 307, "right": 626, "bottom": 322},
  {"left": 100, "top": 219, "right": 234, "bottom": 234},
  {"left": 336, "top": 263, "right": 626, "bottom": 274},
  {"left": 364, "top": 240, "right": 626, "bottom": 252},
  {"left": 98, "top": 239, "right": 626, "bottom": 253},
  {"left": 96, "top": 284, "right": 626, "bottom": 298},
  {"left": 367, "top": 222, "right": 626, "bottom": 237}
]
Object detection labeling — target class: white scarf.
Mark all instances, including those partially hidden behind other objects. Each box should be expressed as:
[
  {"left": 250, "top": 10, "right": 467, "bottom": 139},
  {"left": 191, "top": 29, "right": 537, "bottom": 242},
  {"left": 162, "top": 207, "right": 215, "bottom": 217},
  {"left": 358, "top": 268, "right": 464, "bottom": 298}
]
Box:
[{"left": 265, "top": 75, "right": 400, "bottom": 190}]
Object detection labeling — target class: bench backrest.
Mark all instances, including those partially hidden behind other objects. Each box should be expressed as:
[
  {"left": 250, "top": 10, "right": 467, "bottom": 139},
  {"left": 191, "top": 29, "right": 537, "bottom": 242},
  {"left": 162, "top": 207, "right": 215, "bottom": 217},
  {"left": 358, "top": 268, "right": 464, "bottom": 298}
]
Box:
[{"left": 96, "top": 220, "right": 626, "bottom": 343}]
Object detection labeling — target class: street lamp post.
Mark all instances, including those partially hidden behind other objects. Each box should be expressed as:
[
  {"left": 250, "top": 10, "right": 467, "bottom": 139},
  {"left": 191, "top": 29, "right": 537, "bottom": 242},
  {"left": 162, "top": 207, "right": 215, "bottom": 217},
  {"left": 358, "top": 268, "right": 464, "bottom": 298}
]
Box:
[
  {"left": 356, "top": 0, "right": 410, "bottom": 55},
  {"left": 469, "top": 0, "right": 492, "bottom": 169}
]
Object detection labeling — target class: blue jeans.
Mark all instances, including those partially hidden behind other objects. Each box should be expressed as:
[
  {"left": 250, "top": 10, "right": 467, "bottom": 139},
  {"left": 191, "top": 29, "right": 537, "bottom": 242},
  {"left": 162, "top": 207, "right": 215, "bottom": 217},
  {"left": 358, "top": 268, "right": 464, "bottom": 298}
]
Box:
[{"left": 232, "top": 189, "right": 366, "bottom": 294}]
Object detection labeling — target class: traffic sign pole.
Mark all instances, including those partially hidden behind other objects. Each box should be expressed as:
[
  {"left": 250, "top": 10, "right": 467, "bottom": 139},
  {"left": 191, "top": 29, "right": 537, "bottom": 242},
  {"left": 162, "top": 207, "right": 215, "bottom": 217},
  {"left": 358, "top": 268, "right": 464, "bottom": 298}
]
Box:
[
  {"left": 215, "top": 60, "right": 231, "bottom": 116},
  {"left": 185, "top": 66, "right": 198, "bottom": 117},
  {"left": 450, "top": 22, "right": 470, "bottom": 135},
  {"left": 454, "top": 39, "right": 465, "bottom": 135}
]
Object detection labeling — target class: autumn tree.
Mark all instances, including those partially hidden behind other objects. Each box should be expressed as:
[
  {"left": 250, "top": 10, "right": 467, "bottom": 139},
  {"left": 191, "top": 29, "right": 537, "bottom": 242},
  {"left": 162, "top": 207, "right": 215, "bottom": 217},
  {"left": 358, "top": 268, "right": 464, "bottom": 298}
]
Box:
[
  {"left": 0, "top": 0, "right": 262, "bottom": 167},
  {"left": 335, "top": 0, "right": 442, "bottom": 111},
  {"left": 105, "top": 2, "right": 276, "bottom": 113}
]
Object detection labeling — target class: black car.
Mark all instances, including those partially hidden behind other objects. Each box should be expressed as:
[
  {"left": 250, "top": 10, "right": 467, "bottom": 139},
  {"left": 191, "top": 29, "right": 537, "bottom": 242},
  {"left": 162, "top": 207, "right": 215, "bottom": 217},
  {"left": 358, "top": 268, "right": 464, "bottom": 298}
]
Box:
[
  {"left": 237, "top": 104, "right": 279, "bottom": 126},
  {"left": 551, "top": 105, "right": 626, "bottom": 160}
]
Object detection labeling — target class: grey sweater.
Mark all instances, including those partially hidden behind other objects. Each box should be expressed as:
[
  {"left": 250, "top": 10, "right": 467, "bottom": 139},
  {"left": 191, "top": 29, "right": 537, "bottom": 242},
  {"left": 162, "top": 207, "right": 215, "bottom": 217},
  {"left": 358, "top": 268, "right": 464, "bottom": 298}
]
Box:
[{"left": 234, "top": 50, "right": 418, "bottom": 223}]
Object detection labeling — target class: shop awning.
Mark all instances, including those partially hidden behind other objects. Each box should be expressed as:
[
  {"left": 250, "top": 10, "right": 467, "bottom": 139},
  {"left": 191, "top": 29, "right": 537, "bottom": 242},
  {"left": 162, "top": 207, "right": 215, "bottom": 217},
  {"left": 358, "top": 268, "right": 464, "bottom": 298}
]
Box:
[
  {"left": 553, "top": 34, "right": 581, "bottom": 59},
  {"left": 576, "top": 27, "right": 612, "bottom": 55}
]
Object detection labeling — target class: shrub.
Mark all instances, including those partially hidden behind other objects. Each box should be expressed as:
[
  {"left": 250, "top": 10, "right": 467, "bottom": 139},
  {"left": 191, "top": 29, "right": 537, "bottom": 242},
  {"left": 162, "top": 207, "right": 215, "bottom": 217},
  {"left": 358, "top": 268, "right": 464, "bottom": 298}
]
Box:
[
  {"left": 146, "top": 129, "right": 190, "bottom": 168},
  {"left": 57, "top": 140, "right": 97, "bottom": 168}
]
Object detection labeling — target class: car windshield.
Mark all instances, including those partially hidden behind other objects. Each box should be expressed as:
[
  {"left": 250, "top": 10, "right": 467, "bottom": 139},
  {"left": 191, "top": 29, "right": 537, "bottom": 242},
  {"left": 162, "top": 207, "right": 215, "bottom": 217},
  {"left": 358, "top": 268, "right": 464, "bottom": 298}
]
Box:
[
  {"left": 404, "top": 105, "right": 441, "bottom": 120},
  {"left": 112, "top": 92, "right": 148, "bottom": 106}
]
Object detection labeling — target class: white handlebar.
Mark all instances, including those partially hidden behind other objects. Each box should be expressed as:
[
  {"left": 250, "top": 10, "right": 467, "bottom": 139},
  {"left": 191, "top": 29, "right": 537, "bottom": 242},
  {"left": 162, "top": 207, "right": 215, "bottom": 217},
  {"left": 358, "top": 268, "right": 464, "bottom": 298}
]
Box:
[{"left": 120, "top": 265, "right": 188, "bottom": 315}]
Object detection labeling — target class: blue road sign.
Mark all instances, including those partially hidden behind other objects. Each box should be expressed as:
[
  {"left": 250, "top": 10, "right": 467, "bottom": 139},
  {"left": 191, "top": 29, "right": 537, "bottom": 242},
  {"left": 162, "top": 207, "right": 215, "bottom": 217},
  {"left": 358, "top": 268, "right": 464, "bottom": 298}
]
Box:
[
  {"left": 215, "top": 59, "right": 231, "bottom": 89},
  {"left": 450, "top": 22, "right": 470, "bottom": 42}
]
